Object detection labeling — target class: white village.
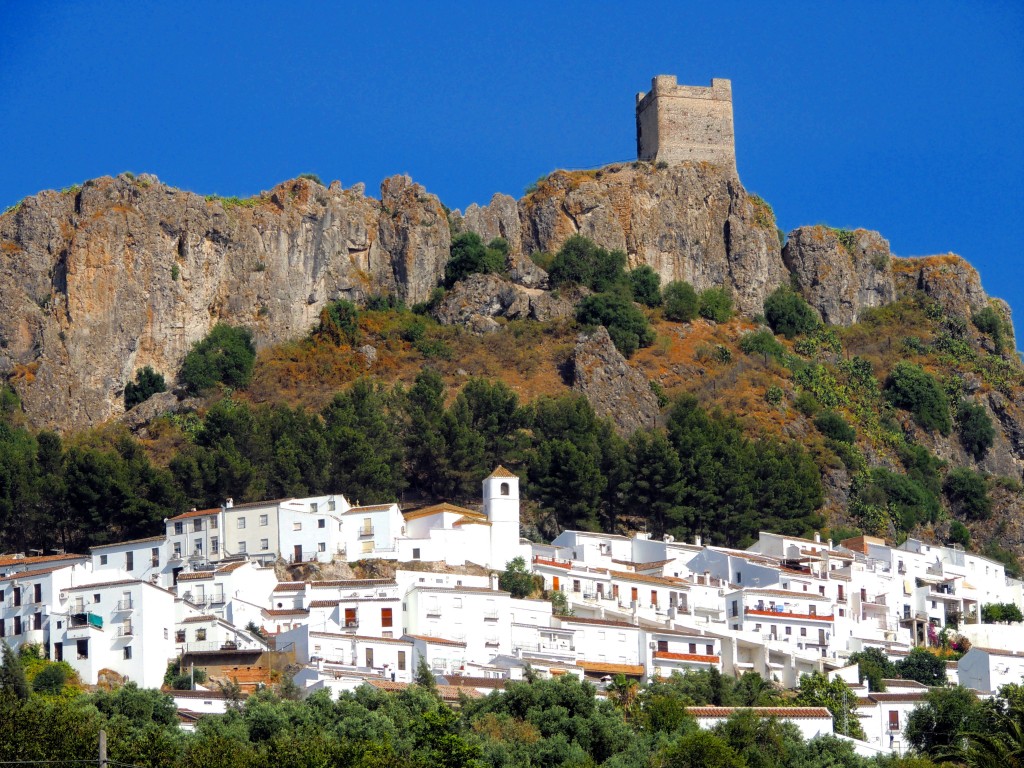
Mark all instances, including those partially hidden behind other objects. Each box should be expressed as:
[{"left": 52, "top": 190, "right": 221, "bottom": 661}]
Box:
[{"left": 2, "top": 466, "right": 1022, "bottom": 756}]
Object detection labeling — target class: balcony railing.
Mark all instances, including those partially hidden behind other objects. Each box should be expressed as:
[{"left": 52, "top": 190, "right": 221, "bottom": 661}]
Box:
[
  {"left": 68, "top": 612, "right": 103, "bottom": 630},
  {"left": 359, "top": 527, "right": 375, "bottom": 538},
  {"left": 117, "top": 624, "right": 134, "bottom": 637},
  {"left": 115, "top": 599, "right": 133, "bottom": 612},
  {"left": 343, "top": 620, "right": 359, "bottom": 629},
  {"left": 483, "top": 611, "right": 499, "bottom": 621},
  {"left": 426, "top": 610, "right": 442, "bottom": 618}
]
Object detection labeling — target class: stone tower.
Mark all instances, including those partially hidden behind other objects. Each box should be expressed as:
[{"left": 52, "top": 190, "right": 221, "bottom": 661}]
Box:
[
  {"left": 635, "top": 75, "right": 736, "bottom": 173},
  {"left": 483, "top": 466, "right": 520, "bottom": 570}
]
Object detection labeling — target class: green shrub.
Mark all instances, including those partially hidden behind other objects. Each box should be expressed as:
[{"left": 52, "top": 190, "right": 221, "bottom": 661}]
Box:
[
  {"left": 973, "top": 305, "right": 1007, "bottom": 353},
  {"left": 814, "top": 411, "right": 855, "bottom": 443},
  {"left": 576, "top": 293, "right": 655, "bottom": 358},
  {"left": 794, "top": 390, "right": 821, "bottom": 417},
  {"left": 124, "top": 366, "right": 166, "bottom": 410},
  {"left": 32, "top": 663, "right": 70, "bottom": 695},
  {"left": 412, "top": 286, "right": 446, "bottom": 315},
  {"left": 297, "top": 172, "right": 323, "bottom": 185},
  {"left": 662, "top": 281, "right": 699, "bottom": 322},
  {"left": 698, "top": 287, "right": 733, "bottom": 323},
  {"left": 764, "top": 385, "right": 783, "bottom": 406},
  {"left": 956, "top": 400, "right": 996, "bottom": 461},
  {"left": 548, "top": 235, "right": 627, "bottom": 293},
  {"left": 315, "top": 300, "right": 359, "bottom": 346},
  {"left": 444, "top": 232, "right": 508, "bottom": 287},
  {"left": 948, "top": 521, "right": 970, "bottom": 548},
  {"left": 884, "top": 362, "right": 952, "bottom": 435},
  {"left": 982, "top": 602, "right": 1024, "bottom": 623},
  {"left": 180, "top": 324, "right": 257, "bottom": 393},
  {"left": 943, "top": 467, "right": 991, "bottom": 521},
  {"left": 739, "top": 329, "right": 787, "bottom": 363},
  {"left": 628, "top": 265, "right": 662, "bottom": 307},
  {"left": 414, "top": 337, "right": 453, "bottom": 360},
  {"left": 764, "top": 285, "right": 820, "bottom": 339}
]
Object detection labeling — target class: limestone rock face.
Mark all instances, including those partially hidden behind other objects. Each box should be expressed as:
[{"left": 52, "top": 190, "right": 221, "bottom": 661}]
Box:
[
  {"left": 782, "top": 227, "right": 896, "bottom": 325},
  {"left": 518, "top": 164, "right": 788, "bottom": 314},
  {"left": 461, "top": 193, "right": 546, "bottom": 288},
  {"left": 571, "top": 326, "right": 660, "bottom": 435},
  {"left": 434, "top": 273, "right": 574, "bottom": 331},
  {"left": 0, "top": 174, "right": 449, "bottom": 429},
  {"left": 892, "top": 253, "right": 991, "bottom": 318}
]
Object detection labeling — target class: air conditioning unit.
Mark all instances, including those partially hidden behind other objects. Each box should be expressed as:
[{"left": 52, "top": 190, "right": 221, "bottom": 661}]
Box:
[{"left": 58, "top": 590, "right": 68, "bottom": 601}]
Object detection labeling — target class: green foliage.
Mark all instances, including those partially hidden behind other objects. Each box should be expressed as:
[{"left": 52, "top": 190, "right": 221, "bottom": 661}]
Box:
[
  {"left": 576, "top": 292, "right": 655, "bottom": 358},
  {"left": 948, "top": 520, "right": 971, "bottom": 548},
  {"left": 851, "top": 466, "right": 941, "bottom": 535},
  {"left": 796, "top": 672, "right": 865, "bottom": 738},
  {"left": 982, "top": 541, "right": 1023, "bottom": 579},
  {"left": 895, "top": 648, "right": 947, "bottom": 686},
  {"left": 973, "top": 305, "right": 1008, "bottom": 354},
  {"left": 956, "top": 400, "right": 996, "bottom": 461},
  {"left": 297, "top": 172, "right": 323, "bottom": 185},
  {"left": 944, "top": 467, "right": 992, "bottom": 521},
  {"left": 628, "top": 265, "right": 662, "bottom": 307},
  {"left": 764, "top": 286, "right": 821, "bottom": 339},
  {"left": 315, "top": 300, "right": 360, "bottom": 346},
  {"left": 981, "top": 602, "right": 1024, "bottom": 623},
  {"left": 180, "top": 324, "right": 257, "bottom": 393},
  {"left": 748, "top": 194, "right": 776, "bottom": 229},
  {"left": 31, "top": 664, "right": 69, "bottom": 695},
  {"left": 171, "top": 263, "right": 180, "bottom": 281},
  {"left": 814, "top": 411, "right": 855, "bottom": 443},
  {"left": 740, "top": 329, "right": 788, "bottom": 364},
  {"left": 124, "top": 365, "right": 167, "bottom": 410},
  {"left": 765, "top": 385, "right": 784, "bottom": 406},
  {"left": 663, "top": 280, "right": 699, "bottom": 322},
  {"left": 547, "top": 234, "right": 627, "bottom": 293},
  {"left": 444, "top": 232, "right": 509, "bottom": 287},
  {"left": 659, "top": 730, "right": 745, "bottom": 768},
  {"left": 884, "top": 362, "right": 952, "bottom": 435},
  {"left": 498, "top": 556, "right": 536, "bottom": 598},
  {"left": 848, "top": 648, "right": 897, "bottom": 693},
  {"left": 829, "top": 227, "right": 858, "bottom": 254},
  {"left": 904, "top": 686, "right": 984, "bottom": 758},
  {"left": 698, "top": 287, "right": 734, "bottom": 323},
  {"left": 0, "top": 643, "right": 30, "bottom": 700}
]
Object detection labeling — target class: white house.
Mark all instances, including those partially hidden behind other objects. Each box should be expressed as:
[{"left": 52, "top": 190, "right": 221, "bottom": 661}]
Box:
[
  {"left": 958, "top": 646, "right": 1024, "bottom": 694},
  {"left": 687, "top": 707, "right": 834, "bottom": 741}
]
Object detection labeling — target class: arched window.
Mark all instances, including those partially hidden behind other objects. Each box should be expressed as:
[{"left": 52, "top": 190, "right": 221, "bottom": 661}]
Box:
[{"left": 500, "top": 482, "right": 510, "bottom": 496}]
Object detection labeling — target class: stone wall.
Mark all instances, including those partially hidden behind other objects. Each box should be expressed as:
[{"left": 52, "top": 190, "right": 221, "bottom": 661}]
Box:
[{"left": 635, "top": 76, "right": 736, "bottom": 172}]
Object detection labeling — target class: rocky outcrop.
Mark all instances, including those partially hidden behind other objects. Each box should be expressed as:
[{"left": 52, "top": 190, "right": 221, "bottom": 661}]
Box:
[
  {"left": 118, "top": 390, "right": 203, "bottom": 431},
  {"left": 571, "top": 327, "right": 660, "bottom": 435},
  {"left": 434, "top": 273, "right": 575, "bottom": 331},
  {"left": 782, "top": 227, "right": 896, "bottom": 325},
  {"left": 461, "top": 193, "right": 547, "bottom": 288},
  {"left": 891, "top": 253, "right": 990, "bottom": 318},
  {"left": 516, "top": 163, "right": 788, "bottom": 314},
  {"left": 0, "top": 173, "right": 450, "bottom": 429}
]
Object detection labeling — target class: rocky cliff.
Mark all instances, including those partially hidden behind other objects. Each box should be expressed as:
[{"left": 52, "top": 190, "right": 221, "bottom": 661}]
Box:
[{"left": 0, "top": 173, "right": 449, "bottom": 428}]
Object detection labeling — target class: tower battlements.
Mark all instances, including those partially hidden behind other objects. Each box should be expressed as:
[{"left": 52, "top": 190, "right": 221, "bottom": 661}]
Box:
[{"left": 635, "top": 75, "right": 736, "bottom": 172}]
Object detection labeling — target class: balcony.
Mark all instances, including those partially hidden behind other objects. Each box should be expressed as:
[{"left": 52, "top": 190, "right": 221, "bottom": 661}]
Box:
[
  {"left": 483, "top": 610, "right": 499, "bottom": 621},
  {"left": 426, "top": 610, "right": 442, "bottom": 618},
  {"left": 358, "top": 527, "right": 375, "bottom": 538},
  {"left": 115, "top": 599, "right": 133, "bottom": 612},
  {"left": 117, "top": 623, "right": 134, "bottom": 637},
  {"left": 68, "top": 612, "right": 103, "bottom": 629},
  {"left": 485, "top": 640, "right": 500, "bottom": 647},
  {"left": 343, "top": 620, "right": 360, "bottom": 629}
]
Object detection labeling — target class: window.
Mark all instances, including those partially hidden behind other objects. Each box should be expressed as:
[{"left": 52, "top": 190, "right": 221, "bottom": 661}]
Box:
[
  {"left": 398, "top": 651, "right": 406, "bottom": 670},
  {"left": 785, "top": 626, "right": 792, "bottom": 635},
  {"left": 173, "top": 543, "right": 182, "bottom": 557},
  {"left": 194, "top": 519, "right": 203, "bottom": 532},
  {"left": 259, "top": 514, "right": 268, "bottom": 526},
  {"left": 164, "top": 628, "right": 168, "bottom": 639},
  {"left": 237, "top": 517, "right": 246, "bottom": 529},
  {"left": 196, "top": 629, "right": 206, "bottom": 641},
  {"left": 412, "top": 548, "right": 420, "bottom": 560},
  {"left": 345, "top": 608, "right": 357, "bottom": 628},
  {"left": 211, "top": 537, "right": 219, "bottom": 554},
  {"left": 736, "top": 571, "right": 742, "bottom": 584},
  {"left": 238, "top": 541, "right": 247, "bottom": 553},
  {"left": 731, "top": 600, "right": 739, "bottom": 618},
  {"left": 310, "top": 502, "right": 319, "bottom": 514},
  {"left": 33, "top": 612, "right": 41, "bottom": 630},
  {"left": 573, "top": 580, "right": 581, "bottom": 593},
  {"left": 93, "top": 593, "right": 100, "bottom": 604},
  {"left": 808, "top": 605, "right": 817, "bottom": 616},
  {"left": 0, "top": 620, "right": 4, "bottom": 637},
  {"left": 210, "top": 517, "right": 217, "bottom": 529},
  {"left": 706, "top": 644, "right": 714, "bottom": 655},
  {"left": 819, "top": 586, "right": 825, "bottom": 595},
  {"left": 13, "top": 587, "right": 21, "bottom": 606},
  {"left": 123, "top": 646, "right": 132, "bottom": 660},
  {"left": 76, "top": 639, "right": 88, "bottom": 659},
  {"left": 688, "top": 643, "right": 697, "bottom": 654},
  {"left": 100, "top": 554, "right": 108, "bottom": 565},
  {"left": 888, "top": 711, "right": 900, "bottom": 731},
  {"left": 328, "top": 500, "right": 336, "bottom": 512},
  {"left": 657, "top": 640, "right": 668, "bottom": 652},
  {"left": 293, "top": 522, "right": 302, "bottom": 531},
  {"left": 175, "top": 630, "right": 186, "bottom": 643},
  {"left": 839, "top": 608, "right": 845, "bottom": 617},
  {"left": 34, "top": 584, "right": 42, "bottom": 603},
  {"left": 318, "top": 542, "right": 326, "bottom": 552},
  {"left": 361, "top": 541, "right": 374, "bottom": 554},
  {"left": 318, "top": 518, "right": 326, "bottom": 528},
  {"left": 260, "top": 539, "right": 269, "bottom": 550},
  {"left": 13, "top": 617, "right": 21, "bottom": 635},
  {"left": 193, "top": 539, "right": 202, "bottom": 554},
  {"left": 500, "top": 482, "right": 509, "bottom": 495},
  {"left": 125, "top": 551, "right": 134, "bottom": 571},
  {"left": 800, "top": 627, "right": 807, "bottom": 637},
  {"left": 382, "top": 608, "right": 393, "bottom": 627},
  {"left": 151, "top": 547, "right": 160, "bottom": 567},
  {"left": 174, "top": 522, "right": 183, "bottom": 535}
]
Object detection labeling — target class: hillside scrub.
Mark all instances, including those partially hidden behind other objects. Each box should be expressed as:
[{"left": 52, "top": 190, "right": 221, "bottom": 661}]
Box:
[
  {"left": 662, "top": 280, "right": 699, "bottom": 322},
  {"left": 764, "top": 285, "right": 821, "bottom": 339},
  {"left": 575, "top": 293, "right": 655, "bottom": 357},
  {"left": 547, "top": 234, "right": 627, "bottom": 293},
  {"left": 124, "top": 366, "right": 166, "bottom": 410},
  {"left": 444, "top": 232, "right": 509, "bottom": 287},
  {"left": 180, "top": 324, "right": 257, "bottom": 393},
  {"left": 884, "top": 362, "right": 952, "bottom": 435}
]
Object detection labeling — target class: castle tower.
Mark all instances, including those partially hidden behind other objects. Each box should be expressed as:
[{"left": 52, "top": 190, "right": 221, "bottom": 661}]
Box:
[
  {"left": 483, "top": 466, "right": 521, "bottom": 570},
  {"left": 635, "top": 75, "right": 736, "bottom": 173}
]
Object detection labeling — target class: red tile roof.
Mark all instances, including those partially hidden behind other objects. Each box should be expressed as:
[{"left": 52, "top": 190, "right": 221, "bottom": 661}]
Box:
[
  {"left": 167, "top": 508, "right": 220, "bottom": 522},
  {"left": 90, "top": 535, "right": 165, "bottom": 550},
  {"left": 744, "top": 608, "right": 834, "bottom": 622},
  {"left": 177, "top": 572, "right": 214, "bottom": 582},
  {"left": 577, "top": 661, "right": 645, "bottom": 676},
  {"left": 403, "top": 634, "right": 467, "bottom": 648},
  {"left": 487, "top": 465, "right": 518, "bottom": 479},
  {"left": 686, "top": 706, "right": 832, "bottom": 719},
  {"left": 0, "top": 553, "right": 86, "bottom": 569},
  {"left": 365, "top": 678, "right": 483, "bottom": 701}
]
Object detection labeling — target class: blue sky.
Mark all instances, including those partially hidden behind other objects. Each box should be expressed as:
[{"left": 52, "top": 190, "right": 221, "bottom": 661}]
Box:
[{"left": 2, "top": 3, "right": 1022, "bottom": 342}]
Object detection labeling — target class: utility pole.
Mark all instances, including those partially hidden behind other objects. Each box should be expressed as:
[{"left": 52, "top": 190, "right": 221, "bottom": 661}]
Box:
[{"left": 98, "top": 728, "right": 107, "bottom": 768}]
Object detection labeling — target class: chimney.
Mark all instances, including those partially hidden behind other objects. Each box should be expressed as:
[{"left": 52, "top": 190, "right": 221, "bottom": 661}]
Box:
[
  {"left": 225, "top": 498, "right": 233, "bottom": 509},
  {"left": 490, "top": 572, "right": 499, "bottom": 591},
  {"left": 814, "top": 531, "right": 821, "bottom": 544},
  {"left": 827, "top": 539, "right": 834, "bottom": 550},
  {"left": 694, "top": 534, "right": 702, "bottom": 547}
]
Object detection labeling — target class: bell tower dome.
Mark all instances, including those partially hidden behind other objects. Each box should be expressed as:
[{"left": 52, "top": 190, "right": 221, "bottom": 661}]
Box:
[{"left": 483, "top": 466, "right": 520, "bottom": 570}]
